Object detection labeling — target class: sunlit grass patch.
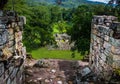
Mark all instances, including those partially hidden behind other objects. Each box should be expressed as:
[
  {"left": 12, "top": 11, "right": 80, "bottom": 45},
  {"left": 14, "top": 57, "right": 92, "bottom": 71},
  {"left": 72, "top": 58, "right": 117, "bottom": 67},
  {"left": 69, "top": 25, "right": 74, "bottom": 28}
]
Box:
[{"left": 31, "top": 47, "right": 83, "bottom": 60}]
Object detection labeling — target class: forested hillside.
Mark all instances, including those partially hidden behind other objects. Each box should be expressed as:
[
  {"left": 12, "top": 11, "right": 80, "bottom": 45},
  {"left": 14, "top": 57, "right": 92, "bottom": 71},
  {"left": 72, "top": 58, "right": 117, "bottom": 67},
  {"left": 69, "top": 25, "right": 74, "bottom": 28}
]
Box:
[
  {"left": 28, "top": 0, "right": 105, "bottom": 8},
  {"left": 3, "top": 0, "right": 120, "bottom": 55}
]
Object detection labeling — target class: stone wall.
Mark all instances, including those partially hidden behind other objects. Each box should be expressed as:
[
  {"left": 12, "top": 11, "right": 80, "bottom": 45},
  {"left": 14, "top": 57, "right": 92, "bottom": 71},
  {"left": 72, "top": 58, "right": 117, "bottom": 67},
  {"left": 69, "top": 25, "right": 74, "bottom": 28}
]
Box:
[
  {"left": 0, "top": 10, "right": 26, "bottom": 84},
  {"left": 90, "top": 15, "right": 120, "bottom": 79}
]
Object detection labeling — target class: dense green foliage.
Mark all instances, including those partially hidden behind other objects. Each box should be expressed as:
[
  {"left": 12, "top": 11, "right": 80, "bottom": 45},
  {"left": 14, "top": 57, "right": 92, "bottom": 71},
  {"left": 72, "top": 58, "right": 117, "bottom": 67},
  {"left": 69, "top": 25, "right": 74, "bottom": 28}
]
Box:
[
  {"left": 4, "top": 0, "right": 120, "bottom": 56},
  {"left": 4, "top": 0, "right": 73, "bottom": 51},
  {"left": 69, "top": 5, "right": 93, "bottom": 54},
  {"left": 29, "top": 0, "right": 104, "bottom": 8}
]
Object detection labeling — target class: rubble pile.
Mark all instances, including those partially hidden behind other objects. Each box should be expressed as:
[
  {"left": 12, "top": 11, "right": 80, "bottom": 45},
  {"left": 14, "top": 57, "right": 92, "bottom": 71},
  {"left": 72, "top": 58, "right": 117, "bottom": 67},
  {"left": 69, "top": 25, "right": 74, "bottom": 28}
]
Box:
[
  {"left": 0, "top": 10, "right": 26, "bottom": 84},
  {"left": 90, "top": 15, "right": 120, "bottom": 80},
  {"left": 25, "top": 59, "right": 89, "bottom": 84}
]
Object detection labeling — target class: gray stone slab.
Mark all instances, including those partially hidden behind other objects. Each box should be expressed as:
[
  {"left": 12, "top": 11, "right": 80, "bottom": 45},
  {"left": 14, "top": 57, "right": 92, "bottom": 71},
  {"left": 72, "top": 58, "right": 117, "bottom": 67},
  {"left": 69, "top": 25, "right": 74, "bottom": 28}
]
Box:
[
  {"left": 0, "top": 63, "right": 4, "bottom": 77},
  {"left": 0, "top": 29, "right": 8, "bottom": 45},
  {"left": 0, "top": 50, "right": 3, "bottom": 57},
  {"left": 100, "top": 33, "right": 104, "bottom": 39},
  {"left": 10, "top": 68, "right": 18, "bottom": 80},
  {"left": 109, "top": 37, "right": 120, "bottom": 47},
  {"left": 9, "top": 66, "right": 14, "bottom": 74},
  {"left": 114, "top": 39, "right": 120, "bottom": 47},
  {"left": 4, "top": 70, "right": 9, "bottom": 80},
  {"left": 11, "top": 77, "right": 16, "bottom": 84},
  {"left": 101, "top": 53, "right": 107, "bottom": 61},
  {"left": 109, "top": 29, "right": 114, "bottom": 37},
  {"left": 104, "top": 35, "right": 109, "bottom": 42},
  {"left": 7, "top": 78, "right": 11, "bottom": 84},
  {"left": 0, "top": 75, "right": 5, "bottom": 84},
  {"left": 80, "top": 67, "right": 91, "bottom": 77}
]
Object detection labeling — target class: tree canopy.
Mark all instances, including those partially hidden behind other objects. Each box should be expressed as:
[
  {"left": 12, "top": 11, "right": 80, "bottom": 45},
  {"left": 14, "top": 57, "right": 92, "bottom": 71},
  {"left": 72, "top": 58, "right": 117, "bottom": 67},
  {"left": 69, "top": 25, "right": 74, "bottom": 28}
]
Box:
[{"left": 3, "top": 0, "right": 120, "bottom": 54}]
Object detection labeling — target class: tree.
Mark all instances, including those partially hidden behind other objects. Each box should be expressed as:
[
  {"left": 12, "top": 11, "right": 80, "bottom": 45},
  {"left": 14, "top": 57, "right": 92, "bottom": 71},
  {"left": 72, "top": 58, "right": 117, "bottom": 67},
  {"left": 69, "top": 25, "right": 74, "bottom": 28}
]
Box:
[
  {"left": 4, "top": 0, "right": 53, "bottom": 51},
  {"left": 69, "top": 5, "right": 93, "bottom": 54},
  {"left": 52, "top": 21, "right": 71, "bottom": 34},
  {"left": 23, "top": 6, "right": 52, "bottom": 50},
  {"left": 50, "top": 6, "right": 62, "bottom": 22}
]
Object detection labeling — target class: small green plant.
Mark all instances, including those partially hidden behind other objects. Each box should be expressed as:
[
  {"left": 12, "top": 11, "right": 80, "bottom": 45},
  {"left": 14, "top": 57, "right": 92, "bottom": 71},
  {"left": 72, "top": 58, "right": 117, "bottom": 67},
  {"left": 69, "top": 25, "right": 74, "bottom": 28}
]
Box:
[{"left": 115, "top": 68, "right": 120, "bottom": 76}]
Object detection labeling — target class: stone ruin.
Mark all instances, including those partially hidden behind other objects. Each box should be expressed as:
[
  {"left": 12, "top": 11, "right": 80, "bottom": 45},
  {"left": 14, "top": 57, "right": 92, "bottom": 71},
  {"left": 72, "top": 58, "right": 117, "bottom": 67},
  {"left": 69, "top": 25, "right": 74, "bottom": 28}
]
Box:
[
  {"left": 90, "top": 15, "right": 120, "bottom": 80},
  {"left": 0, "top": 10, "right": 26, "bottom": 84},
  {"left": 54, "top": 33, "right": 74, "bottom": 50}
]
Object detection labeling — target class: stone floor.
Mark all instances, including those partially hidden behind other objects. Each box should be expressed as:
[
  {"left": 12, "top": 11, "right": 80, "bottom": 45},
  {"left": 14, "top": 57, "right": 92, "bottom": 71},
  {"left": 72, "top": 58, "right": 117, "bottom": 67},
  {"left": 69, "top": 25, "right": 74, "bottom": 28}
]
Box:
[{"left": 24, "top": 59, "right": 88, "bottom": 84}]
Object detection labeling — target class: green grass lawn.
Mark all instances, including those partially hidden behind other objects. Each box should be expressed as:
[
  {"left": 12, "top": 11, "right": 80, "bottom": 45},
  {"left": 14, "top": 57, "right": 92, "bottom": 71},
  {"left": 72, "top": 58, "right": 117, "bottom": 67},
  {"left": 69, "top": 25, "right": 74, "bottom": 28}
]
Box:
[{"left": 31, "top": 47, "right": 83, "bottom": 60}]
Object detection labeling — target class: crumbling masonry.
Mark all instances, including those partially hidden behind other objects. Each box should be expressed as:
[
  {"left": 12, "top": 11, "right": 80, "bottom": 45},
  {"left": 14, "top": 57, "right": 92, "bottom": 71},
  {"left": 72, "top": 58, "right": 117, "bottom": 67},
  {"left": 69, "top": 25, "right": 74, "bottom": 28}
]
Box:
[
  {"left": 0, "top": 10, "right": 26, "bottom": 84},
  {"left": 90, "top": 15, "right": 120, "bottom": 79}
]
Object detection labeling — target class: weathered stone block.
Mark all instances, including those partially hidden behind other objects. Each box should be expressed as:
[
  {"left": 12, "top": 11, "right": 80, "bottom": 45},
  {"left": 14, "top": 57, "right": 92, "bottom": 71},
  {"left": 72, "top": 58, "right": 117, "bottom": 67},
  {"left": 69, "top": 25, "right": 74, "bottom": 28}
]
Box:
[
  {"left": 103, "top": 50, "right": 110, "bottom": 57},
  {"left": 106, "top": 54, "right": 113, "bottom": 65},
  {"left": 2, "top": 47, "right": 12, "bottom": 59},
  {"left": 100, "top": 48, "right": 104, "bottom": 53},
  {"left": 98, "top": 26, "right": 103, "bottom": 33},
  {"left": 113, "top": 55, "right": 120, "bottom": 61},
  {"left": 100, "top": 32, "right": 104, "bottom": 39},
  {"left": 8, "top": 47, "right": 14, "bottom": 53},
  {"left": 91, "top": 34, "right": 96, "bottom": 40},
  {"left": 101, "top": 53, "right": 107, "bottom": 62},
  {"left": 96, "top": 37, "right": 100, "bottom": 44},
  {"left": 0, "top": 63, "right": 4, "bottom": 77},
  {"left": 7, "top": 78, "right": 11, "bottom": 84},
  {"left": 92, "top": 24, "right": 97, "bottom": 29},
  {"left": 0, "top": 50, "right": 3, "bottom": 57},
  {"left": 8, "top": 28, "right": 14, "bottom": 35},
  {"left": 10, "top": 68, "right": 18, "bottom": 80},
  {"left": 9, "top": 66, "right": 14, "bottom": 74},
  {"left": 4, "top": 70, "right": 9, "bottom": 80},
  {"left": 103, "top": 42, "right": 111, "bottom": 51},
  {"left": 90, "top": 39, "right": 94, "bottom": 45},
  {"left": 11, "top": 77, "right": 16, "bottom": 84},
  {"left": 14, "top": 57, "right": 24, "bottom": 67},
  {"left": 0, "top": 75, "right": 5, "bottom": 84},
  {"left": 109, "top": 37, "right": 115, "bottom": 46},
  {"left": 99, "top": 59, "right": 105, "bottom": 67},
  {"left": 92, "top": 29, "right": 98, "bottom": 35},
  {"left": 111, "top": 46, "right": 120, "bottom": 55},
  {"left": 113, "top": 61, "right": 120, "bottom": 68},
  {"left": 104, "top": 35, "right": 109, "bottom": 41},
  {"left": 114, "top": 39, "right": 120, "bottom": 47},
  {"left": 100, "top": 38, "right": 104, "bottom": 44},
  {"left": 109, "top": 29, "right": 114, "bottom": 37},
  {"left": 8, "top": 40, "right": 14, "bottom": 48},
  {"left": 11, "top": 22, "right": 17, "bottom": 28},
  {"left": 0, "top": 29, "right": 8, "bottom": 46}
]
